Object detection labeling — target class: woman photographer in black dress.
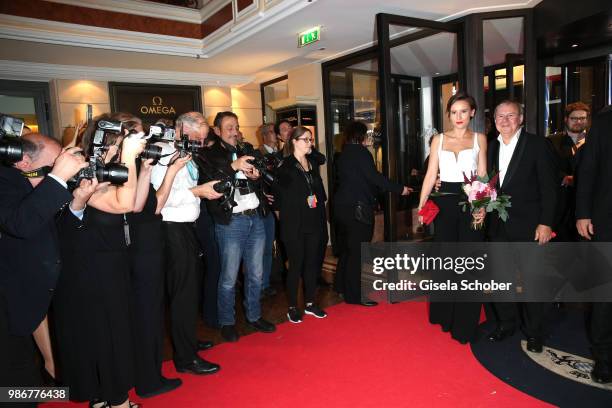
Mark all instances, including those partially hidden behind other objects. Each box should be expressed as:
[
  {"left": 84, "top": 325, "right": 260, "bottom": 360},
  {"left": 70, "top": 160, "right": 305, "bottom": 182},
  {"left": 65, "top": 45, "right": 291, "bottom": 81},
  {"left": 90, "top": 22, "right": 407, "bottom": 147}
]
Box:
[{"left": 334, "top": 121, "right": 412, "bottom": 306}]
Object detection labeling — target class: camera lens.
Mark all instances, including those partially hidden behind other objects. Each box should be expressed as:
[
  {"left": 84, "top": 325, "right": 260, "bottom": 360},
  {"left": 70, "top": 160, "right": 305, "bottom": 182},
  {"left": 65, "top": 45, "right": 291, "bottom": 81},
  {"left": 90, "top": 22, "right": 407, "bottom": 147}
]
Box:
[
  {"left": 97, "top": 163, "right": 128, "bottom": 185},
  {"left": 0, "top": 140, "right": 24, "bottom": 163},
  {"left": 141, "top": 144, "right": 162, "bottom": 161}
]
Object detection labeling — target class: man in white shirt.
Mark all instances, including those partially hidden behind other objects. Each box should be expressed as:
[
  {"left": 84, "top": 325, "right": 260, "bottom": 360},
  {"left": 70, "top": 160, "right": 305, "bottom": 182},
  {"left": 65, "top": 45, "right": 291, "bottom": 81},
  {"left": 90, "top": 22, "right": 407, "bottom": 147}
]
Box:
[
  {"left": 150, "top": 112, "right": 222, "bottom": 375},
  {"left": 486, "top": 100, "right": 558, "bottom": 354}
]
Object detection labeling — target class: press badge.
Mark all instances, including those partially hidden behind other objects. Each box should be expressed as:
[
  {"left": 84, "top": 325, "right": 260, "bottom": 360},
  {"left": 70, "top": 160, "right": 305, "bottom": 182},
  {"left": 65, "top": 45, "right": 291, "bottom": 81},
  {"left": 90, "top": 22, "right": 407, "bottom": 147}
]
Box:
[{"left": 307, "top": 194, "right": 317, "bottom": 208}]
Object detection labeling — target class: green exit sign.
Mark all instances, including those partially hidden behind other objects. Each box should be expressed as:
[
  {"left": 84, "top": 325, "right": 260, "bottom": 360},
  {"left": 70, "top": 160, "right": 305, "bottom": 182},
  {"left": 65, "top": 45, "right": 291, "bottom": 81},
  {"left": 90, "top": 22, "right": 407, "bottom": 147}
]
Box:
[{"left": 298, "top": 26, "right": 320, "bottom": 47}]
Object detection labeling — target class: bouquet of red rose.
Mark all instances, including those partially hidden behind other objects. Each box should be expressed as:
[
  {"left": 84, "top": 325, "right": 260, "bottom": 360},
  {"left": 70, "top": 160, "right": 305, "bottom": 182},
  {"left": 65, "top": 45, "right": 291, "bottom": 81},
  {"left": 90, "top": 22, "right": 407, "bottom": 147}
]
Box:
[{"left": 459, "top": 171, "right": 511, "bottom": 230}]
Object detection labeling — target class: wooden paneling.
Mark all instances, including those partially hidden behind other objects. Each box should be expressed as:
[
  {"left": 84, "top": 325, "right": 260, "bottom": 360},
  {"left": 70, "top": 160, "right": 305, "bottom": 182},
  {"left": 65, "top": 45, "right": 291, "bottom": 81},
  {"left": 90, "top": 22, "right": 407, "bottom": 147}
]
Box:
[
  {"left": 201, "top": 2, "right": 233, "bottom": 38},
  {"left": 237, "top": 0, "right": 254, "bottom": 13}
]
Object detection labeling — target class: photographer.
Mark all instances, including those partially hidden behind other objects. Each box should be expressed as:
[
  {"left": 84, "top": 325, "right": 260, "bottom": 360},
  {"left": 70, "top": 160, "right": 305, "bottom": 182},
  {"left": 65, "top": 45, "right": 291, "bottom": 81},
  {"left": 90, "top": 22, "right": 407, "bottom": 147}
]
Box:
[
  {"left": 0, "top": 132, "right": 89, "bottom": 389},
  {"left": 201, "top": 111, "right": 276, "bottom": 342},
  {"left": 52, "top": 114, "right": 146, "bottom": 408},
  {"left": 150, "top": 111, "right": 222, "bottom": 376}
]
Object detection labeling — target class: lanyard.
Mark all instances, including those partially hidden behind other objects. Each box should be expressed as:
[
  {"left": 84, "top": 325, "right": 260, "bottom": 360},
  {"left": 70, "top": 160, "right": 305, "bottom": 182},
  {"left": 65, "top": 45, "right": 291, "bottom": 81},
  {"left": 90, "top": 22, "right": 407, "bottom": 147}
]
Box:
[{"left": 295, "top": 160, "right": 314, "bottom": 195}]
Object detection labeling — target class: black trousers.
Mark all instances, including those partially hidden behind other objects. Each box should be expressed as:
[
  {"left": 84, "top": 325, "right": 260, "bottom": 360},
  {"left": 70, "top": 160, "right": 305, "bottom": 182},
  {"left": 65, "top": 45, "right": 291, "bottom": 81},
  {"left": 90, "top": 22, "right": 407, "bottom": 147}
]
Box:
[
  {"left": 163, "top": 222, "right": 202, "bottom": 366},
  {"left": 285, "top": 230, "right": 322, "bottom": 307},
  {"left": 128, "top": 222, "right": 165, "bottom": 395},
  {"left": 0, "top": 293, "right": 41, "bottom": 407},
  {"left": 429, "top": 183, "right": 484, "bottom": 343},
  {"left": 589, "top": 225, "right": 612, "bottom": 362},
  {"left": 334, "top": 204, "right": 374, "bottom": 304},
  {"left": 489, "top": 224, "right": 550, "bottom": 339},
  {"left": 195, "top": 208, "right": 221, "bottom": 328}
]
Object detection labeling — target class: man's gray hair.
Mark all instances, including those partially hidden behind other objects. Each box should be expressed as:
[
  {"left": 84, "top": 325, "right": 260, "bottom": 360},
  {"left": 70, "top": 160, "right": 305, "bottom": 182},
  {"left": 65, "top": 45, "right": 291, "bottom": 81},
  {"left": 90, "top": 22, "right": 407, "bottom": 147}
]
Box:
[
  {"left": 494, "top": 100, "right": 524, "bottom": 117},
  {"left": 176, "top": 111, "right": 207, "bottom": 132}
]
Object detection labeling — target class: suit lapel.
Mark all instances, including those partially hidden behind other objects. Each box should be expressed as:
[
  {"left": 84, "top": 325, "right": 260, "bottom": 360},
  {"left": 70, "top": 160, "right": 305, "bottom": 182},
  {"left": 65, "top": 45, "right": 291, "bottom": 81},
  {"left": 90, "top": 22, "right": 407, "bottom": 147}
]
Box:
[
  {"left": 488, "top": 139, "right": 501, "bottom": 189},
  {"left": 501, "top": 128, "right": 528, "bottom": 189}
]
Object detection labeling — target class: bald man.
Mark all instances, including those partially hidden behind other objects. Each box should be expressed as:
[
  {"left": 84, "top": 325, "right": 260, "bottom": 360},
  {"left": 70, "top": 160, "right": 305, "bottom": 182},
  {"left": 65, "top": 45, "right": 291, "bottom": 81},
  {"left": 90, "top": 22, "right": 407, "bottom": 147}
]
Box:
[{"left": 0, "top": 133, "right": 93, "bottom": 388}]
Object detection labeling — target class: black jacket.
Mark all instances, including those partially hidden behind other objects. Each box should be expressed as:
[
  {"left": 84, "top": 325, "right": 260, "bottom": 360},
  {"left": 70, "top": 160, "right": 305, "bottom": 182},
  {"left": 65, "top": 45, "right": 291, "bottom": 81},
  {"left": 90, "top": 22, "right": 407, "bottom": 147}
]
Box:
[
  {"left": 334, "top": 143, "right": 403, "bottom": 207},
  {"left": 0, "top": 167, "right": 72, "bottom": 336},
  {"left": 195, "top": 140, "right": 268, "bottom": 225},
  {"left": 576, "top": 108, "right": 612, "bottom": 230},
  {"left": 487, "top": 129, "right": 559, "bottom": 241},
  {"left": 273, "top": 154, "right": 327, "bottom": 242}
]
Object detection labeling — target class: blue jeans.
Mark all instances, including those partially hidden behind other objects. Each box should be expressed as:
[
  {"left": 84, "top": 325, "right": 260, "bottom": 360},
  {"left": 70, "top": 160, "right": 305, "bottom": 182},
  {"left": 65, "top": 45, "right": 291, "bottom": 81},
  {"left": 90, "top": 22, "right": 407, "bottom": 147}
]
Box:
[
  {"left": 216, "top": 214, "right": 265, "bottom": 326},
  {"left": 262, "top": 213, "right": 275, "bottom": 290}
]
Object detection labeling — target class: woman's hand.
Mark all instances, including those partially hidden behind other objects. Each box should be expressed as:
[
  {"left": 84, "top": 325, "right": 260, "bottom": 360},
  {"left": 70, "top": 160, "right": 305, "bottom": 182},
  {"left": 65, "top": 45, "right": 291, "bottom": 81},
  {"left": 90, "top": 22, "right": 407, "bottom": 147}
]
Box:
[
  {"left": 472, "top": 207, "right": 486, "bottom": 227},
  {"left": 169, "top": 152, "right": 191, "bottom": 172}
]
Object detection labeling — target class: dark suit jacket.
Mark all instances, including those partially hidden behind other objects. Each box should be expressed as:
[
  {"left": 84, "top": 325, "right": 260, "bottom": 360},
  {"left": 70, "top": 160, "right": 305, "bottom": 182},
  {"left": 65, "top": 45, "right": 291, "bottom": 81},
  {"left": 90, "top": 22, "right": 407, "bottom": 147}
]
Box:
[
  {"left": 576, "top": 108, "right": 612, "bottom": 230},
  {"left": 0, "top": 167, "right": 72, "bottom": 336},
  {"left": 487, "top": 129, "right": 559, "bottom": 241},
  {"left": 273, "top": 154, "right": 327, "bottom": 242},
  {"left": 334, "top": 143, "right": 403, "bottom": 207}
]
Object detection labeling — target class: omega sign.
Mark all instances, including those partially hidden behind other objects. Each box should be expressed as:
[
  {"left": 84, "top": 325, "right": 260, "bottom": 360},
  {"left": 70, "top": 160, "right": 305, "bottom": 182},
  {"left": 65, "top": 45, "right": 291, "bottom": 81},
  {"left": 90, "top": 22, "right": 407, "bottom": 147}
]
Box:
[{"left": 140, "top": 96, "right": 176, "bottom": 115}]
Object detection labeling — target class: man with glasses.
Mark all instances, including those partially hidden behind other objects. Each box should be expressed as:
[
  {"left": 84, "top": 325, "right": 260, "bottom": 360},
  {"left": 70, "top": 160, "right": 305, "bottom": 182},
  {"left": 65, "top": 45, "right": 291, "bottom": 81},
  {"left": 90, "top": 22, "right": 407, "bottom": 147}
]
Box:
[
  {"left": 549, "top": 102, "right": 590, "bottom": 241},
  {"left": 486, "top": 100, "right": 559, "bottom": 353},
  {"left": 201, "top": 112, "right": 276, "bottom": 342}
]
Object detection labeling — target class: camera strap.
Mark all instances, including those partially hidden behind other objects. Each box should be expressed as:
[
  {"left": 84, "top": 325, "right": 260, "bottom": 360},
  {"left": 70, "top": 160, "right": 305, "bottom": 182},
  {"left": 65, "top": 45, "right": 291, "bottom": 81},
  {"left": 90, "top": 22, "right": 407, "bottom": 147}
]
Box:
[
  {"left": 295, "top": 161, "right": 317, "bottom": 208},
  {"left": 123, "top": 214, "right": 131, "bottom": 246},
  {"left": 21, "top": 166, "right": 52, "bottom": 178}
]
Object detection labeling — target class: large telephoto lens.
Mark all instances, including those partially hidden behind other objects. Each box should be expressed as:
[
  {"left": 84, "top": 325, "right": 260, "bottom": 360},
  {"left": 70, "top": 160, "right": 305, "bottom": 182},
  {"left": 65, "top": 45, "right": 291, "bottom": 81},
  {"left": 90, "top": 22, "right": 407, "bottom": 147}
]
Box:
[
  {"left": 0, "top": 139, "right": 23, "bottom": 163},
  {"left": 97, "top": 163, "right": 128, "bottom": 185}
]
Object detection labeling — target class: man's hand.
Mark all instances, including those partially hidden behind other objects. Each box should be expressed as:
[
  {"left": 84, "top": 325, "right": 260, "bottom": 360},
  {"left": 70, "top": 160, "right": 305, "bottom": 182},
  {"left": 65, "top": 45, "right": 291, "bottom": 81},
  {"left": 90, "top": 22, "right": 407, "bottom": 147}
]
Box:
[
  {"left": 576, "top": 219, "right": 594, "bottom": 240},
  {"left": 51, "top": 147, "right": 89, "bottom": 182},
  {"left": 401, "top": 186, "right": 414, "bottom": 196},
  {"left": 190, "top": 180, "right": 224, "bottom": 200},
  {"left": 231, "top": 156, "right": 254, "bottom": 173},
  {"left": 245, "top": 168, "right": 260, "bottom": 180},
  {"left": 534, "top": 224, "right": 553, "bottom": 245},
  {"left": 264, "top": 192, "right": 274, "bottom": 205},
  {"left": 562, "top": 175, "right": 574, "bottom": 187},
  {"left": 169, "top": 152, "right": 191, "bottom": 172},
  {"left": 71, "top": 178, "right": 110, "bottom": 210}
]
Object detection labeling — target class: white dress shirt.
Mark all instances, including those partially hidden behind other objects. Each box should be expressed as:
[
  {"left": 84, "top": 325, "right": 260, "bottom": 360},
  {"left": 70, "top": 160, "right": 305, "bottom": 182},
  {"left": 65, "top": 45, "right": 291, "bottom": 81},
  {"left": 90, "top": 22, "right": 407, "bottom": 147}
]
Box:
[
  {"left": 230, "top": 152, "right": 259, "bottom": 213},
  {"left": 262, "top": 144, "right": 277, "bottom": 154},
  {"left": 497, "top": 128, "right": 522, "bottom": 186},
  {"left": 150, "top": 142, "right": 200, "bottom": 222}
]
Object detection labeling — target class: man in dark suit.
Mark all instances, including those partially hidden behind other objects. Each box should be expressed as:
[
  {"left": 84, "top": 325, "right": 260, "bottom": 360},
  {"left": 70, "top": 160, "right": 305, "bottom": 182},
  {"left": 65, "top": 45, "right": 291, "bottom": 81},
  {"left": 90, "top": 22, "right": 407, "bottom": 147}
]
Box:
[
  {"left": 0, "top": 133, "right": 89, "bottom": 388},
  {"left": 549, "top": 102, "right": 590, "bottom": 241},
  {"left": 576, "top": 106, "right": 612, "bottom": 383},
  {"left": 486, "top": 100, "right": 559, "bottom": 353}
]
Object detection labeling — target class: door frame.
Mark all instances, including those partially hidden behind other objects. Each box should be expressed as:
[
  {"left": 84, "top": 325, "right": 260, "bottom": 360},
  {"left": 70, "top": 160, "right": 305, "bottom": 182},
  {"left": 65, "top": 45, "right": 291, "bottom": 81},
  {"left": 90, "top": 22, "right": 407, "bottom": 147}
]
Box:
[{"left": 0, "top": 80, "right": 52, "bottom": 137}]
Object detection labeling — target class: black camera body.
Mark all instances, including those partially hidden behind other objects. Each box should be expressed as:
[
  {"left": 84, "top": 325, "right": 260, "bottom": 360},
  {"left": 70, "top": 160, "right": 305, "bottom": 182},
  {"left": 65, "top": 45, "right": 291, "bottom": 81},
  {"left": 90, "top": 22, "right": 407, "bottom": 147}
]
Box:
[
  {"left": 175, "top": 134, "right": 202, "bottom": 158},
  {"left": 236, "top": 142, "right": 275, "bottom": 184},
  {"left": 0, "top": 114, "right": 25, "bottom": 163},
  {"left": 71, "top": 120, "right": 129, "bottom": 186}
]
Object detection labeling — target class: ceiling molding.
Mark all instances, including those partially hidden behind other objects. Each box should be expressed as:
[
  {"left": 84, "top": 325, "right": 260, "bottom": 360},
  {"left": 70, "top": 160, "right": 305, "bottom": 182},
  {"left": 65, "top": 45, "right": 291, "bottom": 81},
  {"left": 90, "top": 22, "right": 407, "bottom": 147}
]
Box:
[
  {"left": 0, "top": 60, "right": 254, "bottom": 87},
  {"left": 47, "top": 0, "right": 203, "bottom": 23}
]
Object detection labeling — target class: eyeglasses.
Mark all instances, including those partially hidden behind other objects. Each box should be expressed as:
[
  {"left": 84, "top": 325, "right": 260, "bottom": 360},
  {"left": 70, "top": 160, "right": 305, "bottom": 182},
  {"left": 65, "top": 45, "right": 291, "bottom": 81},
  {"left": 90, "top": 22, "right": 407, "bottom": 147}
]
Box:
[
  {"left": 568, "top": 116, "right": 587, "bottom": 122},
  {"left": 296, "top": 137, "right": 314, "bottom": 144},
  {"left": 495, "top": 113, "right": 519, "bottom": 121}
]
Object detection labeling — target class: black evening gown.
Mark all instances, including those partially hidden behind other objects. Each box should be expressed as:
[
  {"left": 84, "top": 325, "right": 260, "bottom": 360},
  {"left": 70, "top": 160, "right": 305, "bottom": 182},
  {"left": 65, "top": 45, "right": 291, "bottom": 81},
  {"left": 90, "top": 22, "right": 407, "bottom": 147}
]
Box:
[
  {"left": 429, "top": 181, "right": 484, "bottom": 344},
  {"left": 54, "top": 206, "right": 134, "bottom": 402}
]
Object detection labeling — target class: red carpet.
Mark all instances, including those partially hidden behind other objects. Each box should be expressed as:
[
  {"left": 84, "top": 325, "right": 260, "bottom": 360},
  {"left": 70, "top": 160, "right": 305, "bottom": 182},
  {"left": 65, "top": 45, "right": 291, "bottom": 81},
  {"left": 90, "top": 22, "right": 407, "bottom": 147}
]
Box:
[{"left": 45, "top": 302, "right": 551, "bottom": 407}]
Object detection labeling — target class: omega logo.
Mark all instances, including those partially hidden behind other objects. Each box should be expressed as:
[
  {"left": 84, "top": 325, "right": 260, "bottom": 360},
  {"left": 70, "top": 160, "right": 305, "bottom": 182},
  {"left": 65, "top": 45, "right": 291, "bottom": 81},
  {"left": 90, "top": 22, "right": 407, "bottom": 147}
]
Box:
[{"left": 140, "top": 96, "right": 176, "bottom": 115}]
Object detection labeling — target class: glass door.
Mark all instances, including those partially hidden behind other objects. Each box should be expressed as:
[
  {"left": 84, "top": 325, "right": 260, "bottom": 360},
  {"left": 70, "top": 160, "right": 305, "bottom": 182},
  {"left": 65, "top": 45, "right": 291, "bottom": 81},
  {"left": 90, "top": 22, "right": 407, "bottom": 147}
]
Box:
[
  {"left": 0, "top": 80, "right": 51, "bottom": 137},
  {"left": 377, "top": 14, "right": 464, "bottom": 242}
]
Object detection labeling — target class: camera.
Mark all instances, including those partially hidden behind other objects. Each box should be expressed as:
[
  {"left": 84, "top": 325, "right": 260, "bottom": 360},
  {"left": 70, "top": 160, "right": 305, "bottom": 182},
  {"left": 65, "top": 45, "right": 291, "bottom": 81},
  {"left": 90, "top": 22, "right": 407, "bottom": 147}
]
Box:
[
  {"left": 236, "top": 142, "right": 275, "bottom": 184},
  {"left": 175, "top": 134, "right": 202, "bottom": 158},
  {"left": 147, "top": 124, "right": 176, "bottom": 143},
  {"left": 72, "top": 156, "right": 129, "bottom": 186},
  {"left": 70, "top": 119, "right": 129, "bottom": 185},
  {"left": 0, "top": 114, "right": 25, "bottom": 163}
]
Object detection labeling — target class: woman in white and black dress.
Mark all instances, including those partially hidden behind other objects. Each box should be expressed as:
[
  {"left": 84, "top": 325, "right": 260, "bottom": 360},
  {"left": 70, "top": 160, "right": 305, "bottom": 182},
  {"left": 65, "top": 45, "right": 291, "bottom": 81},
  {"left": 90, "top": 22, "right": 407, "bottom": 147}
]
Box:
[{"left": 418, "top": 92, "right": 488, "bottom": 344}]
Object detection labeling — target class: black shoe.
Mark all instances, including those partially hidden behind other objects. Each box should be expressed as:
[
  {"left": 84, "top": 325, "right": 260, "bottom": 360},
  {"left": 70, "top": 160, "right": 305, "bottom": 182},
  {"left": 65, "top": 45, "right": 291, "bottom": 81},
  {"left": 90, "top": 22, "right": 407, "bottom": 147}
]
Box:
[
  {"left": 197, "top": 340, "right": 214, "bottom": 351},
  {"left": 591, "top": 360, "right": 612, "bottom": 384},
  {"left": 487, "top": 326, "right": 515, "bottom": 342},
  {"left": 137, "top": 377, "right": 182, "bottom": 398},
  {"left": 221, "top": 325, "right": 239, "bottom": 342},
  {"left": 360, "top": 300, "right": 378, "bottom": 307},
  {"left": 304, "top": 303, "right": 327, "bottom": 319},
  {"left": 175, "top": 357, "right": 220, "bottom": 375},
  {"left": 526, "top": 337, "right": 543, "bottom": 353},
  {"left": 287, "top": 307, "right": 303, "bottom": 323},
  {"left": 247, "top": 318, "right": 276, "bottom": 333}
]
